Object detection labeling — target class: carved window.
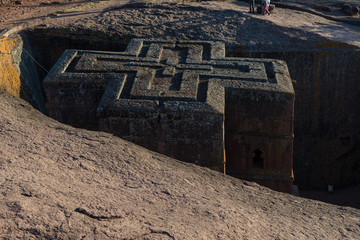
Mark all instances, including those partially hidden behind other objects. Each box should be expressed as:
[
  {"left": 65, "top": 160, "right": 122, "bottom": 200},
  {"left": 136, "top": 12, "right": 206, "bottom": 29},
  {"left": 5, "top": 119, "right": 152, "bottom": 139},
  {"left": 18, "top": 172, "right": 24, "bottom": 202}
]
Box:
[{"left": 252, "top": 149, "right": 264, "bottom": 170}]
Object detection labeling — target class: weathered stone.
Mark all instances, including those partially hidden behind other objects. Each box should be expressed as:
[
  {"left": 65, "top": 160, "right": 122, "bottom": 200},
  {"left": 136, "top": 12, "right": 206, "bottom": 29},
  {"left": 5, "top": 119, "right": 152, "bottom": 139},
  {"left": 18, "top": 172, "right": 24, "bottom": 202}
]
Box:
[
  {"left": 0, "top": 0, "right": 14, "bottom": 4},
  {"left": 269, "top": 4, "right": 275, "bottom": 12},
  {"left": 43, "top": 39, "right": 295, "bottom": 192},
  {"left": 314, "top": 5, "right": 331, "bottom": 13},
  {"left": 257, "top": 5, "right": 262, "bottom": 14},
  {"left": 341, "top": 3, "right": 358, "bottom": 16},
  {"left": 0, "top": 36, "right": 21, "bottom": 97},
  {"left": 342, "top": 3, "right": 351, "bottom": 12},
  {"left": 353, "top": 6, "right": 360, "bottom": 15},
  {"left": 227, "top": 42, "right": 360, "bottom": 189},
  {"left": 0, "top": 34, "right": 45, "bottom": 112}
]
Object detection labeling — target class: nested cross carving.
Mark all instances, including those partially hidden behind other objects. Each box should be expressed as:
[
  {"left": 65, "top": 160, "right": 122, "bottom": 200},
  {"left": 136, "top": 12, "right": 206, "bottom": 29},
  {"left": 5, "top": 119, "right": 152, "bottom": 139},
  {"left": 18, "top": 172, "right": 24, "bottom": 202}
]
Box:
[{"left": 65, "top": 39, "right": 275, "bottom": 105}]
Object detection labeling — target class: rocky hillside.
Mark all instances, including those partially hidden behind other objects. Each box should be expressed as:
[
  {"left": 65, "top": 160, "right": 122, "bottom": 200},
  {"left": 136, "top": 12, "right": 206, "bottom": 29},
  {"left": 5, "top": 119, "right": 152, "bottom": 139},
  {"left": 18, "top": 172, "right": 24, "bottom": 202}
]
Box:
[
  {"left": 1, "top": 0, "right": 360, "bottom": 238},
  {"left": 1, "top": 93, "right": 359, "bottom": 239}
]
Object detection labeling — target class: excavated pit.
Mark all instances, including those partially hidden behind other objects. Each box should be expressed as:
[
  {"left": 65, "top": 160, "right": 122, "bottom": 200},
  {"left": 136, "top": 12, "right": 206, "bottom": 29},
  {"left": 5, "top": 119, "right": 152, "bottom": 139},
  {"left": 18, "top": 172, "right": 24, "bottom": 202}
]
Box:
[{"left": 4, "top": 27, "right": 360, "bottom": 191}]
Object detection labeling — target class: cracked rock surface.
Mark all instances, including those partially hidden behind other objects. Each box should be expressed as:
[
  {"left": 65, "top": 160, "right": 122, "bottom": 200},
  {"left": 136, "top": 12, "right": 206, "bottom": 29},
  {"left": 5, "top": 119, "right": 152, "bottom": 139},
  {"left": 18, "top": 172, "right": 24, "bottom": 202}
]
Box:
[{"left": 0, "top": 92, "right": 360, "bottom": 239}]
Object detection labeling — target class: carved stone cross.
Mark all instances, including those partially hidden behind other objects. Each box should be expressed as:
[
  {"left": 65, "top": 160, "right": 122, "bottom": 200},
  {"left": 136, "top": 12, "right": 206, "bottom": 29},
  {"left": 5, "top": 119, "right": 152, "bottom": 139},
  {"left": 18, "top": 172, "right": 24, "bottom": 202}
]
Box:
[{"left": 44, "top": 39, "right": 295, "bottom": 192}]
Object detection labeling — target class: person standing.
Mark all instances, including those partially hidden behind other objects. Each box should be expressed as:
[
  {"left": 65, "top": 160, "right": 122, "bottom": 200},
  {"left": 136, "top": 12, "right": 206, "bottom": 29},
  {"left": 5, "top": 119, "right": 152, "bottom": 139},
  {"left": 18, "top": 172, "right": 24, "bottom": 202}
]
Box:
[
  {"left": 249, "top": 0, "right": 255, "bottom": 13},
  {"left": 264, "top": 0, "right": 270, "bottom": 15},
  {"left": 265, "top": 0, "right": 271, "bottom": 15}
]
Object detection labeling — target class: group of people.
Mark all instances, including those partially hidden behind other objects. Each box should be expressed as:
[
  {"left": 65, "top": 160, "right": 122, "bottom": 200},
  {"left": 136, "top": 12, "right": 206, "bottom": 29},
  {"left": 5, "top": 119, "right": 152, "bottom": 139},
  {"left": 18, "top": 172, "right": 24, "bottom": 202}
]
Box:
[{"left": 249, "top": 0, "right": 271, "bottom": 15}]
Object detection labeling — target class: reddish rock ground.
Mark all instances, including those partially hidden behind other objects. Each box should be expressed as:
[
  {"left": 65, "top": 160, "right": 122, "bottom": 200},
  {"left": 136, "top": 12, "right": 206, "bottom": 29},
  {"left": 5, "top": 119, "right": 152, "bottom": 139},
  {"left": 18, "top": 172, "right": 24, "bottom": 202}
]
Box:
[
  {"left": 1, "top": 91, "right": 360, "bottom": 239},
  {"left": 1, "top": 0, "right": 360, "bottom": 238}
]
